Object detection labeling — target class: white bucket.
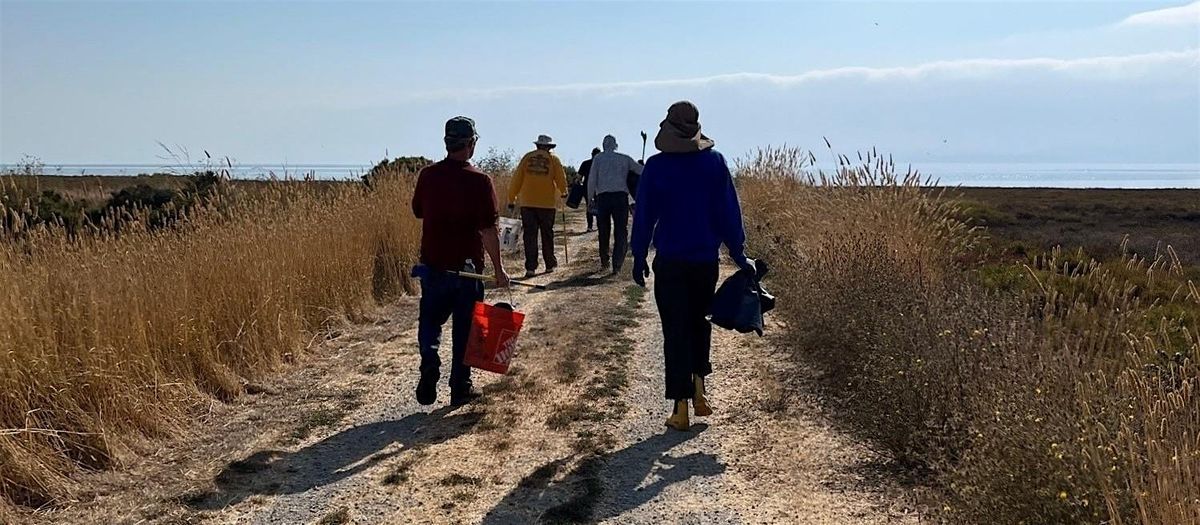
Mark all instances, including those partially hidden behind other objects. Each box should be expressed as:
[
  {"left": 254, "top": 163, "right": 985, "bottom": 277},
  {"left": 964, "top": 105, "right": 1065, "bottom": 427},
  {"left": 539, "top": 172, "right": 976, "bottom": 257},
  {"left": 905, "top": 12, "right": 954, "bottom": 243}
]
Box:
[{"left": 498, "top": 217, "right": 522, "bottom": 253}]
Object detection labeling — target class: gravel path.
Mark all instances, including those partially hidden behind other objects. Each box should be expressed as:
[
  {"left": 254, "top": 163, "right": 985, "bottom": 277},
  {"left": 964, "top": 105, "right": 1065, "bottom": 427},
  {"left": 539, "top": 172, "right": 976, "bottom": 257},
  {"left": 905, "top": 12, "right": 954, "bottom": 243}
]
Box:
[{"left": 590, "top": 281, "right": 920, "bottom": 524}]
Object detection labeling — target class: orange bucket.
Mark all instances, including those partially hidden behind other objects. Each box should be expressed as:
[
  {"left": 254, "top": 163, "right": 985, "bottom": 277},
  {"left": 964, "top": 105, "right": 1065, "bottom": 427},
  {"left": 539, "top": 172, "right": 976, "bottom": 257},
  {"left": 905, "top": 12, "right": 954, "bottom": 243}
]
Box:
[{"left": 464, "top": 302, "right": 525, "bottom": 374}]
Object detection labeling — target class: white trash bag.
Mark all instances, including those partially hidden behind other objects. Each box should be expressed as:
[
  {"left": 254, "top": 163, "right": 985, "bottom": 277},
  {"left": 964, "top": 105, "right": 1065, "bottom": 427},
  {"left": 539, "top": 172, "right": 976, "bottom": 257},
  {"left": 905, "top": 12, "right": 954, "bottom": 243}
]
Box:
[{"left": 498, "top": 217, "right": 522, "bottom": 253}]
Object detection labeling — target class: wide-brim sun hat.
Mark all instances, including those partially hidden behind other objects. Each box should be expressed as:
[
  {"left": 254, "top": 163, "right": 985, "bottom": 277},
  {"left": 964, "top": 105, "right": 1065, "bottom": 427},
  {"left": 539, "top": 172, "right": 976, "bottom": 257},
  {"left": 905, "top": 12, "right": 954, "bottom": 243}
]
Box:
[
  {"left": 655, "top": 101, "right": 714, "bottom": 153},
  {"left": 534, "top": 134, "right": 556, "bottom": 148}
]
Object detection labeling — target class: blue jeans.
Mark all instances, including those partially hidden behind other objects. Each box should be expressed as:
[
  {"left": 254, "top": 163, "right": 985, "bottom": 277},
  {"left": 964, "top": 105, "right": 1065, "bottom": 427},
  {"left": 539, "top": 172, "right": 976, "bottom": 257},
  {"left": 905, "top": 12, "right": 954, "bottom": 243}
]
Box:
[{"left": 418, "top": 266, "right": 484, "bottom": 393}]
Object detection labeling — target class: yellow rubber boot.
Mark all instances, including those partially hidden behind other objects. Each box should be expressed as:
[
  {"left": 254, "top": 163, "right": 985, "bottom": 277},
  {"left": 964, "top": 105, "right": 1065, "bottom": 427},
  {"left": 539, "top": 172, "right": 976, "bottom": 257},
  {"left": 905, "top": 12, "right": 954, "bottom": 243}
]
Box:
[
  {"left": 693, "top": 375, "right": 713, "bottom": 417},
  {"left": 665, "top": 400, "right": 690, "bottom": 431}
]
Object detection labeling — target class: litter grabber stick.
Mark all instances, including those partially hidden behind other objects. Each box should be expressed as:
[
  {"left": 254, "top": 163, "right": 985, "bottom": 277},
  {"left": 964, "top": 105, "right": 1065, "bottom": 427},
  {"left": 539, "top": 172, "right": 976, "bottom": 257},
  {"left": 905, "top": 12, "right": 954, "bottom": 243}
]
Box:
[
  {"left": 561, "top": 208, "right": 569, "bottom": 266},
  {"left": 640, "top": 130, "right": 648, "bottom": 162},
  {"left": 452, "top": 270, "right": 548, "bottom": 290}
]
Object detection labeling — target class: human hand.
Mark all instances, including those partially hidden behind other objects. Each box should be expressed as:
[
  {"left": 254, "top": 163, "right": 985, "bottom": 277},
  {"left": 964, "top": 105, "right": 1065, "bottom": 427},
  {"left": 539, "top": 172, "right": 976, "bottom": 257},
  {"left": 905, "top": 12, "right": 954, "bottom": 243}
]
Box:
[
  {"left": 494, "top": 268, "right": 511, "bottom": 288},
  {"left": 632, "top": 258, "right": 650, "bottom": 288},
  {"left": 735, "top": 256, "right": 755, "bottom": 274}
]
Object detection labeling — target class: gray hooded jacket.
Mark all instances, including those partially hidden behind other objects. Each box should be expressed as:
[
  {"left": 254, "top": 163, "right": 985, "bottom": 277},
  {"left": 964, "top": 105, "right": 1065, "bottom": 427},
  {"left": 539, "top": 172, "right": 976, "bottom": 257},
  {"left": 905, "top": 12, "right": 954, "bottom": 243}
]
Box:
[{"left": 587, "top": 135, "right": 643, "bottom": 203}]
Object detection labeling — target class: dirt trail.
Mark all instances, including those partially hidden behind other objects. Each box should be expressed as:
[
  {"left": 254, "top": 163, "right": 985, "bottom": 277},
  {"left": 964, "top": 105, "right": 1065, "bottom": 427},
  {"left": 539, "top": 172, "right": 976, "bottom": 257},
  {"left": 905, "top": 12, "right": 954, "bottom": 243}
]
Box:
[{"left": 27, "top": 211, "right": 919, "bottom": 524}]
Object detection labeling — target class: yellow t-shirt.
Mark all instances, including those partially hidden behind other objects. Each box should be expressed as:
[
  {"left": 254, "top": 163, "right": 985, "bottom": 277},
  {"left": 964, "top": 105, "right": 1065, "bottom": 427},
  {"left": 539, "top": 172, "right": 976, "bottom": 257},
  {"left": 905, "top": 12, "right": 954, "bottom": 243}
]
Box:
[{"left": 508, "top": 149, "right": 568, "bottom": 209}]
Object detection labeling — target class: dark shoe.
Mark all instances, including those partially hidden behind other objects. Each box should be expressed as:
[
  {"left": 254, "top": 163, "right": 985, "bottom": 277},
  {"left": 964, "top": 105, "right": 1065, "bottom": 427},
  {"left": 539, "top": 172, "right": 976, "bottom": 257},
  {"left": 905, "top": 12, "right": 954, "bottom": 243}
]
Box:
[
  {"left": 450, "top": 388, "right": 482, "bottom": 407},
  {"left": 546, "top": 265, "right": 557, "bottom": 273},
  {"left": 523, "top": 270, "right": 537, "bottom": 279},
  {"left": 416, "top": 374, "right": 437, "bottom": 406}
]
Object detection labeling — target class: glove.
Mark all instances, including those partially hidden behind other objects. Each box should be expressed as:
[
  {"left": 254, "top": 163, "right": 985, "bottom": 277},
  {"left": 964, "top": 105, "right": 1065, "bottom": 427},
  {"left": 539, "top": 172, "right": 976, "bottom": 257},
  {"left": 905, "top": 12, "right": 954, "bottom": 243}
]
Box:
[{"left": 632, "top": 258, "right": 650, "bottom": 288}]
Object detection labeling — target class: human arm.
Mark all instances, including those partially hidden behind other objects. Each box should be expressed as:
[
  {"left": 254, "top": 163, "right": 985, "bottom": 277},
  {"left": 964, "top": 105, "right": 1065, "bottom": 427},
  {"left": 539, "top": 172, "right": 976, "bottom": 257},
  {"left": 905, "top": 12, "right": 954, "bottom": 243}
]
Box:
[
  {"left": 481, "top": 226, "right": 510, "bottom": 287},
  {"left": 628, "top": 155, "right": 644, "bottom": 175},
  {"left": 586, "top": 159, "right": 598, "bottom": 203},
  {"left": 715, "top": 154, "right": 751, "bottom": 271},
  {"left": 411, "top": 171, "right": 426, "bottom": 218},
  {"left": 479, "top": 178, "right": 510, "bottom": 287},
  {"left": 630, "top": 159, "right": 659, "bottom": 286},
  {"left": 507, "top": 156, "right": 527, "bottom": 207},
  {"left": 552, "top": 157, "right": 568, "bottom": 196}
]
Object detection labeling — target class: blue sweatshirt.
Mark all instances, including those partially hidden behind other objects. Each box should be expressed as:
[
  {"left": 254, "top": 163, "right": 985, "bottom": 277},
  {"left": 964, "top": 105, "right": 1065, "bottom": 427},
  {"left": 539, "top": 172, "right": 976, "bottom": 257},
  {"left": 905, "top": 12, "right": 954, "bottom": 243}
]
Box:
[{"left": 630, "top": 149, "right": 748, "bottom": 265}]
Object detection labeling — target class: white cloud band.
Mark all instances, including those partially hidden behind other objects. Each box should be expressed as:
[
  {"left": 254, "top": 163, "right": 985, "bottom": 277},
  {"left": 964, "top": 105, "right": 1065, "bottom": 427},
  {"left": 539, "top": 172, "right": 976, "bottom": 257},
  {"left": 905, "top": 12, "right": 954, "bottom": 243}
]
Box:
[
  {"left": 404, "top": 49, "right": 1200, "bottom": 102},
  {"left": 1119, "top": 1, "right": 1200, "bottom": 27}
]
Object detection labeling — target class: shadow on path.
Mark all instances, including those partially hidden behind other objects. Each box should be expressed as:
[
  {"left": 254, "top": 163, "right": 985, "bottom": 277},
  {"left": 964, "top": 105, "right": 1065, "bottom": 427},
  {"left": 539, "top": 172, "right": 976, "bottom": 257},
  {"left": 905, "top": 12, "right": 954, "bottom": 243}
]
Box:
[
  {"left": 189, "top": 406, "right": 479, "bottom": 510},
  {"left": 482, "top": 425, "right": 725, "bottom": 524},
  {"left": 535, "top": 272, "right": 612, "bottom": 292}
]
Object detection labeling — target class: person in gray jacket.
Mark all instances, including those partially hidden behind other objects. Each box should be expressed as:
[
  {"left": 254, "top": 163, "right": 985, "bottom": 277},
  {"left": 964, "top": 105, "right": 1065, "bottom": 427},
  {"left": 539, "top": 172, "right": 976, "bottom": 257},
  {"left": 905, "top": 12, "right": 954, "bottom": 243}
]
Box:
[{"left": 586, "top": 134, "right": 643, "bottom": 275}]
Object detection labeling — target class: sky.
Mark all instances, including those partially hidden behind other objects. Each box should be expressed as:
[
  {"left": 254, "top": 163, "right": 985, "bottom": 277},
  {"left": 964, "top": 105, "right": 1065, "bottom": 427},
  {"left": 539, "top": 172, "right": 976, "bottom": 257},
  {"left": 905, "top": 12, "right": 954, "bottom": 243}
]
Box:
[{"left": 1, "top": 1, "right": 1199, "bottom": 168}]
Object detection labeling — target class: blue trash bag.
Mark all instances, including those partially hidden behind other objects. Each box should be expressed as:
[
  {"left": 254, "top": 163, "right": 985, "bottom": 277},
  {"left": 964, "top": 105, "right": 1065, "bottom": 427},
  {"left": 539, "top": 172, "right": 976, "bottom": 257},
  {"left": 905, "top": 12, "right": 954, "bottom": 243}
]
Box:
[{"left": 709, "top": 259, "right": 776, "bottom": 336}]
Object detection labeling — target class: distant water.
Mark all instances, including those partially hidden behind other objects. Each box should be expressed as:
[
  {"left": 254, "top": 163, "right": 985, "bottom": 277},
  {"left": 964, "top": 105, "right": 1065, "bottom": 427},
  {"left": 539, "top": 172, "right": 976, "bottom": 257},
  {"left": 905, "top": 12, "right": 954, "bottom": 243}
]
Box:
[
  {"left": 2, "top": 163, "right": 374, "bottom": 181},
  {"left": 917, "top": 163, "right": 1200, "bottom": 189},
  {"left": 4, "top": 162, "right": 1199, "bottom": 188}
]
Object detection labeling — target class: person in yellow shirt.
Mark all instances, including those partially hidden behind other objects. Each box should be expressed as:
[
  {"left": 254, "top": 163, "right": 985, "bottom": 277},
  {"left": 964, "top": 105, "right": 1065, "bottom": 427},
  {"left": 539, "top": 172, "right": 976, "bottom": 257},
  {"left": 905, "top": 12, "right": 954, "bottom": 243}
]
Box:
[{"left": 507, "top": 134, "right": 569, "bottom": 278}]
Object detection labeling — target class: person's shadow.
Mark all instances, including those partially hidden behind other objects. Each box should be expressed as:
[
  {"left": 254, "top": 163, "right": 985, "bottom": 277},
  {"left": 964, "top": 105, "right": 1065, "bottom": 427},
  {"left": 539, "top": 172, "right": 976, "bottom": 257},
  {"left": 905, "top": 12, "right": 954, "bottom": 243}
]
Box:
[
  {"left": 481, "top": 425, "right": 725, "bottom": 524},
  {"left": 532, "top": 272, "right": 611, "bottom": 293},
  {"left": 189, "top": 407, "right": 478, "bottom": 510}
]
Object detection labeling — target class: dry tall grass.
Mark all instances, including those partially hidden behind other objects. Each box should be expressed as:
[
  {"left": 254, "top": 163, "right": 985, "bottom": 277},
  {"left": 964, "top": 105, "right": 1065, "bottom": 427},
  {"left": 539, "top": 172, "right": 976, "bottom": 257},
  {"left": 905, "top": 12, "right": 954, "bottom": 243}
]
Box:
[
  {"left": 0, "top": 166, "right": 421, "bottom": 508},
  {"left": 737, "top": 146, "right": 1199, "bottom": 525}
]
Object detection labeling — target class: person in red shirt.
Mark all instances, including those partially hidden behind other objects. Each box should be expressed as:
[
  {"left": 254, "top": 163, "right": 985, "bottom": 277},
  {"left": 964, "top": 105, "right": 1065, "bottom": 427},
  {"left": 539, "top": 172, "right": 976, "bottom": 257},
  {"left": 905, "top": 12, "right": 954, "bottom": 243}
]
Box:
[{"left": 412, "top": 116, "right": 510, "bottom": 406}]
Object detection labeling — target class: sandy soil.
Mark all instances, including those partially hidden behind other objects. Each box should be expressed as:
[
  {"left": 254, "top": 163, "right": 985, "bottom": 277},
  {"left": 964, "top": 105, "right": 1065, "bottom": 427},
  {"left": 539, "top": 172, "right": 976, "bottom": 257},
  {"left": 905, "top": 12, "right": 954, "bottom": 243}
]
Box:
[{"left": 20, "top": 212, "right": 920, "bottom": 524}]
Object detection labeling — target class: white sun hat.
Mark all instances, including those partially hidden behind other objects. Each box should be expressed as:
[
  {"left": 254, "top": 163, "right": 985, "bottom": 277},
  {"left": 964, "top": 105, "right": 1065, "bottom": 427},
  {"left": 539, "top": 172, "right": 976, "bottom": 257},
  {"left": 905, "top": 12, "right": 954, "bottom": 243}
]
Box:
[{"left": 533, "top": 134, "right": 556, "bottom": 148}]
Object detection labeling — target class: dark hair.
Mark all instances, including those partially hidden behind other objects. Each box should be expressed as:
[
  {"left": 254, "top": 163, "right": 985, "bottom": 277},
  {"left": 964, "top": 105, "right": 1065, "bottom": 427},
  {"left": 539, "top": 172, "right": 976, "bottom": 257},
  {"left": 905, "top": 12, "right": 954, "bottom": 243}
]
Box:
[{"left": 591, "top": 147, "right": 601, "bottom": 156}]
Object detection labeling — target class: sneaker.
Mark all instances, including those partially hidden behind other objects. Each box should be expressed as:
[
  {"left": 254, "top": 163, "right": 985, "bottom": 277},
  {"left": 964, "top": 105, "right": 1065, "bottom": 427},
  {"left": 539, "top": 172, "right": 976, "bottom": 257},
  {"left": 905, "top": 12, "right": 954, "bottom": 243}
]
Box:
[
  {"left": 415, "top": 374, "right": 437, "bottom": 406},
  {"left": 450, "top": 388, "right": 482, "bottom": 407},
  {"left": 546, "top": 265, "right": 557, "bottom": 274},
  {"left": 523, "top": 270, "right": 537, "bottom": 279}
]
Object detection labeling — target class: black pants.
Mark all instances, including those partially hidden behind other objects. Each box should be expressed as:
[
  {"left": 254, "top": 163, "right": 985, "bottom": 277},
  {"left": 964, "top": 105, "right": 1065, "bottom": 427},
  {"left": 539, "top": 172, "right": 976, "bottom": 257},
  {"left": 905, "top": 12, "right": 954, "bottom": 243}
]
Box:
[
  {"left": 595, "top": 192, "right": 629, "bottom": 271},
  {"left": 653, "top": 258, "right": 719, "bottom": 400},
  {"left": 521, "top": 207, "right": 557, "bottom": 272}
]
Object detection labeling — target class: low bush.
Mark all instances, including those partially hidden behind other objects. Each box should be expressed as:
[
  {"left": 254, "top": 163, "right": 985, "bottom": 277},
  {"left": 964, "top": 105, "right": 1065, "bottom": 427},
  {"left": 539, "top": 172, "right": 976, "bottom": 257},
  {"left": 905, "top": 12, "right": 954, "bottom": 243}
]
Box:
[{"left": 738, "top": 146, "right": 1198, "bottom": 525}]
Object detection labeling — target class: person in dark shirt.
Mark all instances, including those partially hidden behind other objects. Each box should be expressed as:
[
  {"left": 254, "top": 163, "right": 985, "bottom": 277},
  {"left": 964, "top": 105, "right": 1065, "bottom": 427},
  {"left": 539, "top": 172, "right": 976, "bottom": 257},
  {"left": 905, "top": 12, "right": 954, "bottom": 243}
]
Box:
[
  {"left": 411, "top": 116, "right": 510, "bottom": 407},
  {"left": 577, "top": 147, "right": 601, "bottom": 232},
  {"left": 630, "top": 101, "right": 753, "bottom": 431}
]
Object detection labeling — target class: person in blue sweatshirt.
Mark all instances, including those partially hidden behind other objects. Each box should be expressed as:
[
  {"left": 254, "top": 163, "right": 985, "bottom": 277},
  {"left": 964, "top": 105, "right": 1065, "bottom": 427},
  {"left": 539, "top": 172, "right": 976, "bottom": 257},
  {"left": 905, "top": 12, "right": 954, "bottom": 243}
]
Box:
[{"left": 631, "top": 100, "right": 753, "bottom": 431}]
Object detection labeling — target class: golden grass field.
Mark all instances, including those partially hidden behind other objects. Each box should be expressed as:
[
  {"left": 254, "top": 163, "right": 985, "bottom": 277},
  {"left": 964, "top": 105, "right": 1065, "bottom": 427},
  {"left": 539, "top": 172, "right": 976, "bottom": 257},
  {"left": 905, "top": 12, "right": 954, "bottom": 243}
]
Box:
[
  {"left": 1, "top": 166, "right": 420, "bottom": 509},
  {"left": 1, "top": 150, "right": 1197, "bottom": 524}
]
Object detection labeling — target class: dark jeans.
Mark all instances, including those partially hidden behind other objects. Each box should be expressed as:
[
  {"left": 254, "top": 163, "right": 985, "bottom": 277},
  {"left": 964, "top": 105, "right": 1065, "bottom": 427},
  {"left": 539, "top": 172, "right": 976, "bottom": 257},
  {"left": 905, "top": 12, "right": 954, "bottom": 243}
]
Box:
[
  {"left": 654, "top": 258, "right": 719, "bottom": 400},
  {"left": 417, "top": 266, "right": 484, "bottom": 394},
  {"left": 585, "top": 198, "right": 595, "bottom": 230},
  {"left": 595, "top": 192, "right": 629, "bottom": 271},
  {"left": 521, "top": 207, "right": 558, "bottom": 272}
]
